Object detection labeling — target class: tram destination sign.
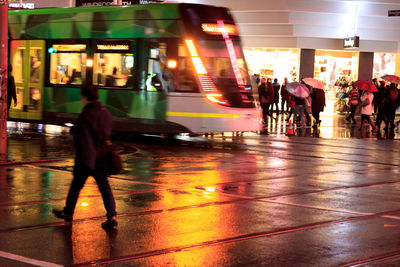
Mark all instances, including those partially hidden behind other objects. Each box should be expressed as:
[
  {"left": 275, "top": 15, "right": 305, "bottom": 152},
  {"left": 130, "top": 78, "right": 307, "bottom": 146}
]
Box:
[
  {"left": 76, "top": 0, "right": 163, "bottom": 6},
  {"left": 388, "top": 10, "right": 400, "bottom": 17}
]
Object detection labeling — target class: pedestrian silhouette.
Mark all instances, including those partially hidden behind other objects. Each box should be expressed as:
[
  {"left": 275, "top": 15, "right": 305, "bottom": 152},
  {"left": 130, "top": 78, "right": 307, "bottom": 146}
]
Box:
[
  {"left": 53, "top": 85, "right": 117, "bottom": 229},
  {"left": 7, "top": 64, "right": 17, "bottom": 115}
]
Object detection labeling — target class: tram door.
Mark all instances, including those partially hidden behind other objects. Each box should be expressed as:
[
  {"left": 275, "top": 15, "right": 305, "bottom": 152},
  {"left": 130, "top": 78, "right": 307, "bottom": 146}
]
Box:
[{"left": 9, "top": 40, "right": 45, "bottom": 120}]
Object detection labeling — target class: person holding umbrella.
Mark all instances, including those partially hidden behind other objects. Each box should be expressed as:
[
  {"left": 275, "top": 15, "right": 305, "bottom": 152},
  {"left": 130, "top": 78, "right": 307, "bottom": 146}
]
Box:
[
  {"left": 354, "top": 81, "right": 378, "bottom": 132},
  {"left": 285, "top": 81, "right": 310, "bottom": 128},
  {"left": 302, "top": 78, "right": 325, "bottom": 127},
  {"left": 310, "top": 86, "right": 326, "bottom": 127}
]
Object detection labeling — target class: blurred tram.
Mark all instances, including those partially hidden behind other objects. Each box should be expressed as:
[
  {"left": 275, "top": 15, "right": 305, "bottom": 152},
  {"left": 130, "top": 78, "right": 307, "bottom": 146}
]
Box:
[{"left": 8, "top": 3, "right": 262, "bottom": 134}]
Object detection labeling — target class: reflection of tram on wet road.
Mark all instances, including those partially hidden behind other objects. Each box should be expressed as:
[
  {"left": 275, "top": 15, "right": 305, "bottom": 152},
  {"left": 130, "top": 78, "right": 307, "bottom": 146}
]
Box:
[{"left": 8, "top": 3, "right": 261, "bottom": 134}]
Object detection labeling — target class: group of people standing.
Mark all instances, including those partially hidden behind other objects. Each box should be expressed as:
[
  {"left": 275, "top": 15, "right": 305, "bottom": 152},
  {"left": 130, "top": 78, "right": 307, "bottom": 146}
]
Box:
[
  {"left": 257, "top": 77, "right": 290, "bottom": 119},
  {"left": 257, "top": 77, "right": 326, "bottom": 128},
  {"left": 346, "top": 79, "right": 400, "bottom": 133}
]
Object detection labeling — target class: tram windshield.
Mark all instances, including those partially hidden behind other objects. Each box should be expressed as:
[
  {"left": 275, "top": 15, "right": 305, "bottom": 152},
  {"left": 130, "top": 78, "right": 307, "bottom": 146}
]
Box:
[
  {"left": 199, "top": 40, "right": 250, "bottom": 90},
  {"left": 196, "top": 40, "right": 254, "bottom": 108}
]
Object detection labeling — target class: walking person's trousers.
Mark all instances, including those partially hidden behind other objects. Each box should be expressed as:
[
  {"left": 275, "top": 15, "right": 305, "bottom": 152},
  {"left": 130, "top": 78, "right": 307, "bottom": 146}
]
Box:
[{"left": 64, "top": 164, "right": 116, "bottom": 219}]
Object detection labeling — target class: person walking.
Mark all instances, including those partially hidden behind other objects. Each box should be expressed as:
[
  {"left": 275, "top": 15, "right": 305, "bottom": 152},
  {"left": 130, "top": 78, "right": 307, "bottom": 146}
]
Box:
[
  {"left": 359, "top": 90, "right": 378, "bottom": 132},
  {"left": 285, "top": 95, "right": 296, "bottom": 122},
  {"left": 258, "top": 77, "right": 274, "bottom": 123},
  {"left": 7, "top": 64, "right": 17, "bottom": 115},
  {"left": 280, "top": 77, "right": 289, "bottom": 113},
  {"left": 311, "top": 87, "right": 326, "bottom": 126},
  {"left": 53, "top": 85, "right": 118, "bottom": 229},
  {"left": 272, "top": 78, "right": 280, "bottom": 114},
  {"left": 383, "top": 83, "right": 400, "bottom": 132},
  {"left": 345, "top": 84, "right": 359, "bottom": 125},
  {"left": 293, "top": 96, "right": 306, "bottom": 128},
  {"left": 374, "top": 81, "right": 386, "bottom": 129}
]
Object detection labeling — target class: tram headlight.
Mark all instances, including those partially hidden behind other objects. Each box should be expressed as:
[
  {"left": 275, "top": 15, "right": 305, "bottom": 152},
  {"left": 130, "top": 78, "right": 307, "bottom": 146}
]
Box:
[{"left": 206, "top": 93, "right": 228, "bottom": 105}]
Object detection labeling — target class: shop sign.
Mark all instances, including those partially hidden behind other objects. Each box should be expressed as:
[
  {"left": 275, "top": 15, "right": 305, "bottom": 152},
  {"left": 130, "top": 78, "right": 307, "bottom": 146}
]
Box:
[
  {"left": 260, "top": 69, "right": 274, "bottom": 76},
  {"left": 76, "top": 0, "right": 162, "bottom": 6},
  {"left": 388, "top": 10, "right": 400, "bottom": 17},
  {"left": 343, "top": 36, "right": 359, "bottom": 49}
]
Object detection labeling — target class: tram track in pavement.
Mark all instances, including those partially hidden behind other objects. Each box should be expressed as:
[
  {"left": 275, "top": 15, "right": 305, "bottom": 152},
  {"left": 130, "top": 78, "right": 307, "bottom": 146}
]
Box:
[
  {"left": 1, "top": 160, "right": 396, "bottom": 210},
  {"left": 0, "top": 133, "right": 397, "bottom": 209},
  {"left": 1, "top": 134, "right": 400, "bottom": 212},
  {"left": 2, "top": 183, "right": 400, "bottom": 266},
  {"left": 2, "top": 160, "right": 400, "bottom": 232},
  {"left": 2, "top": 135, "right": 400, "bottom": 265},
  {"left": 57, "top": 210, "right": 400, "bottom": 266}
]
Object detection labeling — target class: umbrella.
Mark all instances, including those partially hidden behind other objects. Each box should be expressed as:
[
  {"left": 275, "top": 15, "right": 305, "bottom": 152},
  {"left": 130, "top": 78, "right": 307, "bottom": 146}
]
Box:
[
  {"left": 302, "top": 78, "right": 324, "bottom": 90},
  {"left": 353, "top": 80, "right": 378, "bottom": 93},
  {"left": 381, "top": 75, "right": 400, "bottom": 85},
  {"left": 286, "top": 82, "right": 310, "bottom": 98}
]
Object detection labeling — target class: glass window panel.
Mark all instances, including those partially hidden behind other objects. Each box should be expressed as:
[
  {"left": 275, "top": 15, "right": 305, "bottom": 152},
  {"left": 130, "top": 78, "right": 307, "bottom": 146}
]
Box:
[
  {"left": 177, "top": 44, "right": 197, "bottom": 92},
  {"left": 146, "top": 42, "right": 175, "bottom": 92},
  {"left": 93, "top": 53, "right": 134, "bottom": 88},
  {"left": 10, "top": 43, "right": 24, "bottom": 83},
  {"left": 30, "top": 48, "right": 42, "bottom": 83},
  {"left": 49, "top": 48, "right": 86, "bottom": 85}
]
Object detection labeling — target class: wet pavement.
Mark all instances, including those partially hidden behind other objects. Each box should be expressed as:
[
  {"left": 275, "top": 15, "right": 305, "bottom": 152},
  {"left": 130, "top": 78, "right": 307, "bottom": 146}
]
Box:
[{"left": 1, "top": 113, "right": 400, "bottom": 266}]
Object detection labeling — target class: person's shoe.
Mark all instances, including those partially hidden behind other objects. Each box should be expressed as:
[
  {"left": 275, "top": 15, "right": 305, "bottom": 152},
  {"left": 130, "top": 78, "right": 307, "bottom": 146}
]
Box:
[
  {"left": 345, "top": 117, "right": 351, "bottom": 122},
  {"left": 102, "top": 216, "right": 118, "bottom": 229},
  {"left": 52, "top": 209, "right": 72, "bottom": 222}
]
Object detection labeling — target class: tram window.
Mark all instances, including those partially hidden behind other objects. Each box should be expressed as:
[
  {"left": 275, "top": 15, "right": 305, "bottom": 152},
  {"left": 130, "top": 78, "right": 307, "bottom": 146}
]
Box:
[
  {"left": 146, "top": 42, "right": 174, "bottom": 92},
  {"left": 177, "top": 44, "right": 198, "bottom": 92},
  {"left": 10, "top": 43, "right": 24, "bottom": 83},
  {"left": 93, "top": 53, "right": 134, "bottom": 88},
  {"left": 49, "top": 44, "right": 87, "bottom": 85}
]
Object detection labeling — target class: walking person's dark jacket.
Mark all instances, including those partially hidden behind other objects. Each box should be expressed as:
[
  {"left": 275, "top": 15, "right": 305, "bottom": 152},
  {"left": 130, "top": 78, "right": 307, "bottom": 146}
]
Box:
[
  {"left": 258, "top": 82, "right": 273, "bottom": 104},
  {"left": 73, "top": 100, "right": 112, "bottom": 170},
  {"left": 311, "top": 89, "right": 326, "bottom": 113},
  {"left": 258, "top": 82, "right": 274, "bottom": 104}
]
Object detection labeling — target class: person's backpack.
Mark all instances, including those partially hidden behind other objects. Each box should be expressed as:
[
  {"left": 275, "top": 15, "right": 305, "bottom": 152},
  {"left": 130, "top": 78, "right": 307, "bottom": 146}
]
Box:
[{"left": 390, "top": 88, "right": 398, "bottom": 102}]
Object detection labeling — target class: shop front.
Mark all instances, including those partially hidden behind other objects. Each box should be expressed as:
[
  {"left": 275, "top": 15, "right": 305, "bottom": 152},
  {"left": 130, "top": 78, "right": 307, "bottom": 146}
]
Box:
[
  {"left": 244, "top": 48, "right": 300, "bottom": 84},
  {"left": 373, "top": 52, "right": 400, "bottom": 80},
  {"left": 314, "top": 50, "right": 359, "bottom": 114}
]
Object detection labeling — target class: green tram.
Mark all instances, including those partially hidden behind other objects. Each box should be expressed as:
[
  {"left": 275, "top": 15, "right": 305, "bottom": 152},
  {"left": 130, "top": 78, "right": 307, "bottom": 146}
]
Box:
[{"left": 8, "top": 3, "right": 261, "bottom": 134}]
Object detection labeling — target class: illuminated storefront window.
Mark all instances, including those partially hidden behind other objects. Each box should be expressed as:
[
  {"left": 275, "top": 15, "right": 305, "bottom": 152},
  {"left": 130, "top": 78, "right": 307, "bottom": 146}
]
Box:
[
  {"left": 314, "top": 50, "right": 359, "bottom": 88},
  {"left": 243, "top": 48, "right": 300, "bottom": 83},
  {"left": 373, "top": 52, "right": 398, "bottom": 80},
  {"left": 314, "top": 50, "right": 359, "bottom": 114}
]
